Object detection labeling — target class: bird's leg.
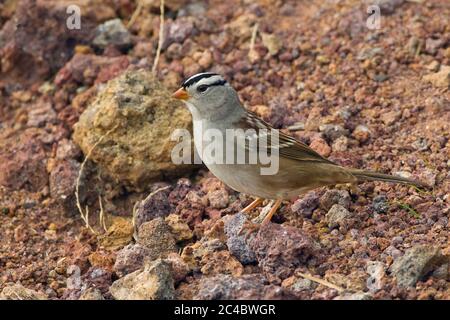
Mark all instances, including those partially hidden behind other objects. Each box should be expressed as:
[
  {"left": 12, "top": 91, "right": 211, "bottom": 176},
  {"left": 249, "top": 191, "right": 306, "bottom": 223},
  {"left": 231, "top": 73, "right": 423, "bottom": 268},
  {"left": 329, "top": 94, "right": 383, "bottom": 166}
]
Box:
[
  {"left": 261, "top": 199, "right": 282, "bottom": 225},
  {"left": 240, "top": 199, "right": 282, "bottom": 237},
  {"left": 241, "top": 197, "right": 263, "bottom": 214}
]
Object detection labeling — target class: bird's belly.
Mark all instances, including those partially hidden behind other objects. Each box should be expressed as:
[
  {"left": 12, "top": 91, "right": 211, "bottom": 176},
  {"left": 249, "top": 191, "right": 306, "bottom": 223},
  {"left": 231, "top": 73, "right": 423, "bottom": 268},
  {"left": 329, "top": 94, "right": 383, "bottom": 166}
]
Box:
[{"left": 205, "top": 163, "right": 312, "bottom": 200}]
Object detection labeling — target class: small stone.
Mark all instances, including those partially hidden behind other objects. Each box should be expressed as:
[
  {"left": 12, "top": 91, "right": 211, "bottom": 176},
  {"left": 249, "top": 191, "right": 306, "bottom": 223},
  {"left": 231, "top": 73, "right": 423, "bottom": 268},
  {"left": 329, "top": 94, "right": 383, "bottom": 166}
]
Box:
[
  {"left": 79, "top": 288, "right": 104, "bottom": 300},
  {"left": 207, "top": 189, "right": 229, "bottom": 209},
  {"left": 163, "top": 18, "right": 195, "bottom": 49},
  {"left": 113, "top": 244, "right": 150, "bottom": 278},
  {"left": 390, "top": 245, "right": 447, "bottom": 288},
  {"left": 165, "top": 214, "right": 193, "bottom": 242},
  {"left": 372, "top": 195, "right": 389, "bottom": 214},
  {"left": 133, "top": 184, "right": 172, "bottom": 230},
  {"left": 136, "top": 218, "right": 177, "bottom": 260},
  {"left": 282, "top": 276, "right": 315, "bottom": 294},
  {"left": 316, "top": 55, "right": 330, "bottom": 65},
  {"left": 0, "top": 129, "right": 49, "bottom": 192},
  {"left": 366, "top": 261, "right": 385, "bottom": 292},
  {"left": 93, "top": 18, "right": 132, "bottom": 49},
  {"left": 291, "top": 192, "right": 320, "bottom": 218},
  {"left": 326, "top": 204, "right": 352, "bottom": 229},
  {"left": 49, "top": 159, "right": 80, "bottom": 216},
  {"left": 319, "top": 124, "right": 349, "bottom": 142},
  {"left": 0, "top": 284, "right": 47, "bottom": 300},
  {"left": 194, "top": 274, "right": 289, "bottom": 300},
  {"left": 249, "top": 223, "right": 314, "bottom": 282},
  {"left": 425, "top": 38, "right": 444, "bottom": 55},
  {"left": 304, "top": 106, "right": 322, "bottom": 130},
  {"left": 418, "top": 169, "right": 437, "bottom": 187},
  {"left": 320, "top": 189, "right": 351, "bottom": 211},
  {"left": 393, "top": 171, "right": 413, "bottom": 180},
  {"left": 381, "top": 110, "right": 401, "bottom": 126},
  {"left": 164, "top": 253, "right": 189, "bottom": 284},
  {"left": 200, "top": 250, "right": 244, "bottom": 277},
  {"left": 261, "top": 32, "right": 282, "bottom": 56},
  {"left": 352, "top": 125, "right": 371, "bottom": 143},
  {"left": 110, "top": 259, "right": 175, "bottom": 300},
  {"left": 332, "top": 136, "right": 348, "bottom": 152},
  {"left": 334, "top": 292, "right": 373, "bottom": 300},
  {"left": 309, "top": 137, "right": 331, "bottom": 157},
  {"left": 181, "top": 239, "right": 227, "bottom": 272},
  {"left": 223, "top": 212, "right": 257, "bottom": 264},
  {"left": 423, "top": 65, "right": 450, "bottom": 88},
  {"left": 374, "top": 73, "right": 389, "bottom": 82},
  {"left": 56, "top": 139, "right": 81, "bottom": 160},
  {"left": 412, "top": 138, "right": 429, "bottom": 151},
  {"left": 426, "top": 61, "right": 440, "bottom": 72},
  {"left": 197, "top": 50, "right": 213, "bottom": 69},
  {"left": 98, "top": 217, "right": 134, "bottom": 250}
]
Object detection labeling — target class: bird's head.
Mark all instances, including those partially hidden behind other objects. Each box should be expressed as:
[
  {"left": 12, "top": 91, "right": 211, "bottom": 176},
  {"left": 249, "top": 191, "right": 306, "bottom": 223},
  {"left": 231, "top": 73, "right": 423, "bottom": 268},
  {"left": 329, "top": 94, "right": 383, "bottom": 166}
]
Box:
[{"left": 172, "top": 72, "right": 241, "bottom": 120}]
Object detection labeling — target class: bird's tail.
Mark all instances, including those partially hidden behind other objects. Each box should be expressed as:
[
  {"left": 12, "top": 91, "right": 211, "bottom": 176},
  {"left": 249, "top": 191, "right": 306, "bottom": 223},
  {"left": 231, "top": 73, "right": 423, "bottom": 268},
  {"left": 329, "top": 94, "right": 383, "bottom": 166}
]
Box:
[{"left": 349, "top": 169, "right": 426, "bottom": 188}]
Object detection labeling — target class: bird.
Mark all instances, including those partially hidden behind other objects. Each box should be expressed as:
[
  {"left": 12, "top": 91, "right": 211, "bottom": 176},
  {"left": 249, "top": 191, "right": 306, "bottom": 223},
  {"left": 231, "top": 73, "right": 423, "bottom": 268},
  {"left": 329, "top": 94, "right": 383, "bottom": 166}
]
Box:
[{"left": 172, "top": 72, "right": 425, "bottom": 225}]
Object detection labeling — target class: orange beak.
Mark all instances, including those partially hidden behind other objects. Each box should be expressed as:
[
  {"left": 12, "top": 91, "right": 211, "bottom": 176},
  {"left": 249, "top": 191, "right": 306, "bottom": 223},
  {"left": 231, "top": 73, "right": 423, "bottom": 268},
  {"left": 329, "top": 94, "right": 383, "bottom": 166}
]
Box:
[{"left": 172, "top": 87, "right": 189, "bottom": 100}]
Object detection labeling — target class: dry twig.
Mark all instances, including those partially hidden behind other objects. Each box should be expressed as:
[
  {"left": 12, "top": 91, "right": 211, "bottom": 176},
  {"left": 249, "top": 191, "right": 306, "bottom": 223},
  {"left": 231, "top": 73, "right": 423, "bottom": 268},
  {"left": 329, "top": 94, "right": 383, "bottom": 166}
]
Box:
[
  {"left": 131, "top": 185, "right": 171, "bottom": 229},
  {"left": 127, "top": 0, "right": 144, "bottom": 29},
  {"left": 295, "top": 271, "right": 345, "bottom": 293},
  {"left": 152, "top": 0, "right": 165, "bottom": 75},
  {"left": 248, "top": 23, "right": 259, "bottom": 62},
  {"left": 75, "top": 125, "right": 118, "bottom": 234}
]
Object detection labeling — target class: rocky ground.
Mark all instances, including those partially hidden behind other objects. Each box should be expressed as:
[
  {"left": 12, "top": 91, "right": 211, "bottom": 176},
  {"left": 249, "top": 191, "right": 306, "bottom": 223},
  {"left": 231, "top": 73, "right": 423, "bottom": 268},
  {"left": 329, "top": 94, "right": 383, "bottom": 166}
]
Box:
[{"left": 0, "top": 0, "right": 449, "bottom": 300}]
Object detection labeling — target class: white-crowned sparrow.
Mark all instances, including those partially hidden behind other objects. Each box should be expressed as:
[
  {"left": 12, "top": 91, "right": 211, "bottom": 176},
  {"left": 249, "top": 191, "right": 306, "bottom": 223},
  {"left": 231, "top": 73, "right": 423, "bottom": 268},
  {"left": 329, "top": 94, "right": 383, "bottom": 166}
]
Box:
[{"left": 172, "top": 72, "right": 424, "bottom": 224}]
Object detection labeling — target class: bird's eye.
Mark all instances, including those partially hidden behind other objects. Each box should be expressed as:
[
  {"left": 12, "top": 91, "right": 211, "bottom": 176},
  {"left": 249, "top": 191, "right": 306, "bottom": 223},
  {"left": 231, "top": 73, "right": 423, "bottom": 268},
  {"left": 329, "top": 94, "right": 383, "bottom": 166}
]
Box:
[{"left": 197, "top": 85, "right": 209, "bottom": 93}]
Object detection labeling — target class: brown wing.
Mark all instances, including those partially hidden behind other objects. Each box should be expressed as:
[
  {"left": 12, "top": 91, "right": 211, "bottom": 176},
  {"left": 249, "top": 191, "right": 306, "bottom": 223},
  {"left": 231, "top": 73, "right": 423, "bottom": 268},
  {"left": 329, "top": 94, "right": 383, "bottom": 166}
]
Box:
[{"left": 234, "top": 110, "right": 336, "bottom": 165}]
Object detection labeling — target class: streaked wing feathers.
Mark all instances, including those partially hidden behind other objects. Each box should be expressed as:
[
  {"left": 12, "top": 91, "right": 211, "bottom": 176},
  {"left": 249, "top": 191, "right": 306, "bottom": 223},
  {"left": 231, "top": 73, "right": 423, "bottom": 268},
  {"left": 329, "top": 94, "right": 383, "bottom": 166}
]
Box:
[{"left": 235, "top": 111, "right": 335, "bottom": 165}]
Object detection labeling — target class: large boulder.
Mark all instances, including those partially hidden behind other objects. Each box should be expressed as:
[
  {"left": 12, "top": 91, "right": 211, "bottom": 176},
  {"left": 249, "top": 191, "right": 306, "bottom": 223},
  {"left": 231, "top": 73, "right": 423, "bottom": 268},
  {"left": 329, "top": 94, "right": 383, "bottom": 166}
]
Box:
[{"left": 73, "top": 69, "right": 194, "bottom": 190}]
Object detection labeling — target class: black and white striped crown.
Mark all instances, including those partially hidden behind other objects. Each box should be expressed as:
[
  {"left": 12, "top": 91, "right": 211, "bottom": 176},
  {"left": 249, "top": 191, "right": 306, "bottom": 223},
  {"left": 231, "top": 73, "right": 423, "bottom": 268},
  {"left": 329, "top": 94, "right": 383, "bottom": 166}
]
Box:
[{"left": 182, "top": 72, "right": 227, "bottom": 89}]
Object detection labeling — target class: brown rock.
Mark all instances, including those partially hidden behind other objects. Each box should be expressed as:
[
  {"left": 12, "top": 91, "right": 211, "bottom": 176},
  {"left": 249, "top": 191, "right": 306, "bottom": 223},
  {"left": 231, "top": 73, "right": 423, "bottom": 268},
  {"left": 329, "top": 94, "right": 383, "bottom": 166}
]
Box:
[
  {"left": 54, "top": 53, "right": 130, "bottom": 87},
  {"left": 110, "top": 259, "right": 175, "bottom": 300},
  {"left": 165, "top": 214, "right": 193, "bottom": 242},
  {"left": 194, "top": 274, "right": 292, "bottom": 300},
  {"left": 326, "top": 204, "right": 352, "bottom": 229},
  {"left": 113, "top": 243, "right": 151, "bottom": 278},
  {"left": 305, "top": 107, "right": 322, "bottom": 131},
  {"left": 49, "top": 159, "right": 80, "bottom": 216},
  {"left": 320, "top": 189, "right": 351, "bottom": 211},
  {"left": 0, "top": 284, "right": 48, "bottom": 300},
  {"left": 98, "top": 217, "right": 134, "bottom": 250},
  {"left": 249, "top": 223, "right": 315, "bottom": 282},
  {"left": 73, "top": 69, "right": 195, "bottom": 191},
  {"left": 391, "top": 245, "right": 448, "bottom": 288},
  {"left": 309, "top": 137, "right": 331, "bottom": 157},
  {"left": 136, "top": 218, "right": 177, "bottom": 260},
  {"left": 423, "top": 65, "right": 450, "bottom": 88},
  {"left": 164, "top": 253, "right": 189, "bottom": 284},
  {"left": 133, "top": 184, "right": 172, "bottom": 230},
  {"left": 0, "top": 128, "right": 48, "bottom": 192},
  {"left": 79, "top": 288, "right": 104, "bottom": 300},
  {"left": 207, "top": 189, "right": 229, "bottom": 209},
  {"left": 181, "top": 239, "right": 226, "bottom": 272},
  {"left": 352, "top": 125, "right": 371, "bottom": 143},
  {"left": 200, "top": 250, "right": 244, "bottom": 277},
  {"left": 381, "top": 110, "right": 402, "bottom": 126}
]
